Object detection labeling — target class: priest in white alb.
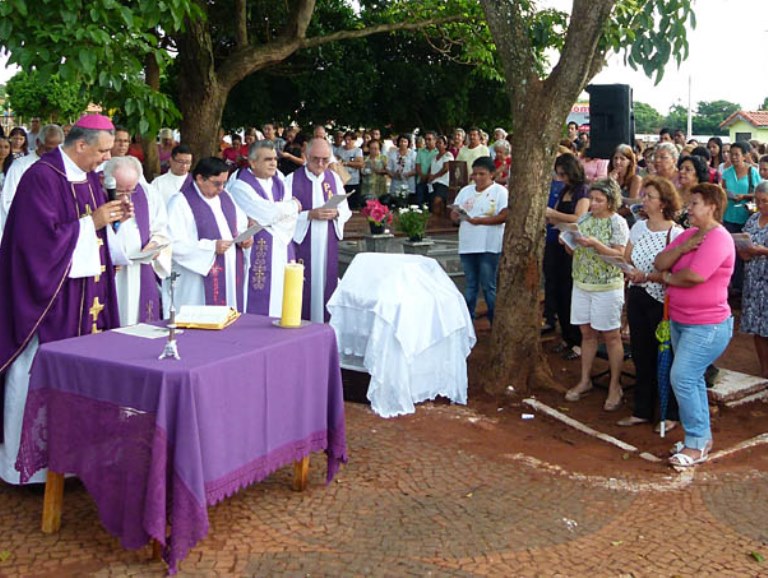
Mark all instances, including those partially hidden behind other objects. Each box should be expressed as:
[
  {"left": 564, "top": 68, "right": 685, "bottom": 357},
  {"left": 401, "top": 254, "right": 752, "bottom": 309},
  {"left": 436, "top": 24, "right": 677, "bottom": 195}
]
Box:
[
  {"left": 286, "top": 137, "right": 351, "bottom": 322},
  {"left": 104, "top": 156, "right": 171, "bottom": 326},
  {"left": 150, "top": 144, "right": 193, "bottom": 206},
  {"left": 166, "top": 157, "right": 251, "bottom": 314},
  {"left": 227, "top": 140, "right": 301, "bottom": 317}
]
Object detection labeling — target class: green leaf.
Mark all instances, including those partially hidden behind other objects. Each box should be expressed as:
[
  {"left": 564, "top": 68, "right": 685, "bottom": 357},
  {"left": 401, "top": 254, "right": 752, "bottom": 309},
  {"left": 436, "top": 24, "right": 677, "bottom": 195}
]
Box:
[
  {"left": 78, "top": 49, "right": 96, "bottom": 75},
  {"left": 750, "top": 551, "right": 765, "bottom": 563},
  {"left": 0, "top": 550, "right": 10, "bottom": 562}
]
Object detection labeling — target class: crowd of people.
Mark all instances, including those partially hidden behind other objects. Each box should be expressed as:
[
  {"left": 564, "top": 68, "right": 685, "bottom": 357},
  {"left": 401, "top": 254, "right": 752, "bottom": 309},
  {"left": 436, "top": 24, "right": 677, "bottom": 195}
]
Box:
[
  {"left": 548, "top": 125, "right": 768, "bottom": 468},
  {"left": 0, "top": 112, "right": 766, "bottom": 476}
]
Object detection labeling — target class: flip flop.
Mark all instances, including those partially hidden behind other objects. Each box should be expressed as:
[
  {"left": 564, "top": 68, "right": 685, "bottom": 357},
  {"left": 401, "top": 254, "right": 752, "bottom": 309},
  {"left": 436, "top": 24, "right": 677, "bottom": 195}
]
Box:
[{"left": 565, "top": 382, "right": 593, "bottom": 402}]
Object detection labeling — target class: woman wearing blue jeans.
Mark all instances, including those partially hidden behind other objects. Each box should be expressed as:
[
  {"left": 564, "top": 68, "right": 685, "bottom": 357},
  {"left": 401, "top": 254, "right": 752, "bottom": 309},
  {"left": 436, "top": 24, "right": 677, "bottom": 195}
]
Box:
[
  {"left": 451, "top": 156, "right": 509, "bottom": 324},
  {"left": 651, "top": 183, "right": 735, "bottom": 467}
]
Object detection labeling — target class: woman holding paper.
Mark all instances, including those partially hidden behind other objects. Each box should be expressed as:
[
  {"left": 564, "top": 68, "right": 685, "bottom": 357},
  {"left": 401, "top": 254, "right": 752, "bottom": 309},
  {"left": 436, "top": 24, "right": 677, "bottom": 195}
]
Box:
[
  {"left": 618, "top": 176, "right": 683, "bottom": 429},
  {"left": 563, "top": 178, "right": 630, "bottom": 412},
  {"left": 739, "top": 181, "right": 768, "bottom": 378}
]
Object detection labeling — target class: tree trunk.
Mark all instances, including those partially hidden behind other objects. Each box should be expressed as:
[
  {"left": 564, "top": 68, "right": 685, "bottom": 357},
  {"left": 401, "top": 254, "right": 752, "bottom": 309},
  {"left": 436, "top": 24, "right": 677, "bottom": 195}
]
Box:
[
  {"left": 480, "top": 0, "right": 615, "bottom": 397},
  {"left": 143, "top": 53, "right": 161, "bottom": 181},
  {"left": 486, "top": 91, "right": 561, "bottom": 396}
]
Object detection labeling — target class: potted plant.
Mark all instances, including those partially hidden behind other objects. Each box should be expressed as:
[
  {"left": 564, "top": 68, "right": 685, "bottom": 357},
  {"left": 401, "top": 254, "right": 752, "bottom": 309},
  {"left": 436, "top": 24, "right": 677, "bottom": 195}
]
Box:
[
  {"left": 396, "top": 204, "right": 431, "bottom": 242},
  {"left": 360, "top": 198, "right": 393, "bottom": 234}
]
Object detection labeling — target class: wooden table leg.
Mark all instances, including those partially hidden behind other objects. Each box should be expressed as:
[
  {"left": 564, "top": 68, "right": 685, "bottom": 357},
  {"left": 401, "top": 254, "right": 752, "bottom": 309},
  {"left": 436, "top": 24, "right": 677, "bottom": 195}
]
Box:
[
  {"left": 42, "top": 471, "right": 65, "bottom": 533},
  {"left": 292, "top": 456, "right": 310, "bottom": 491},
  {"left": 151, "top": 539, "right": 164, "bottom": 561}
]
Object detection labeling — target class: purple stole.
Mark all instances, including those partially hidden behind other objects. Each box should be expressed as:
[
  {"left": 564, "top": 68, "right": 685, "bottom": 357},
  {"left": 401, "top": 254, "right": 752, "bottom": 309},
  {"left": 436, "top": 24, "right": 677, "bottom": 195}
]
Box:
[
  {"left": 180, "top": 180, "right": 244, "bottom": 311},
  {"left": 291, "top": 169, "right": 340, "bottom": 322},
  {"left": 131, "top": 185, "right": 160, "bottom": 322},
  {"left": 236, "top": 169, "right": 296, "bottom": 315},
  {"left": 0, "top": 149, "right": 119, "bottom": 441}
]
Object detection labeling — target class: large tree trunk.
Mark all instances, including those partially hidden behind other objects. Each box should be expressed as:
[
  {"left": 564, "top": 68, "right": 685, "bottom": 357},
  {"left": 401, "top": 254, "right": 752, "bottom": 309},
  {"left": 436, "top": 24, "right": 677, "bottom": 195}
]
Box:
[
  {"left": 481, "top": 0, "right": 615, "bottom": 396},
  {"left": 142, "top": 53, "right": 162, "bottom": 181}
]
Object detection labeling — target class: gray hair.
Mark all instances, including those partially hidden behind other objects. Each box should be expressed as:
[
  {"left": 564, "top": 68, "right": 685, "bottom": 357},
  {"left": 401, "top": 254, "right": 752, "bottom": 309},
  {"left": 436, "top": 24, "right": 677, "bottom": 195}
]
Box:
[
  {"left": 589, "top": 177, "right": 622, "bottom": 212},
  {"left": 755, "top": 180, "right": 768, "bottom": 195},
  {"left": 655, "top": 141, "right": 679, "bottom": 161},
  {"left": 248, "top": 139, "right": 276, "bottom": 161},
  {"left": 64, "top": 125, "right": 115, "bottom": 147},
  {"left": 492, "top": 139, "right": 510, "bottom": 154},
  {"left": 39, "top": 124, "right": 64, "bottom": 143},
  {"left": 103, "top": 155, "right": 143, "bottom": 182}
]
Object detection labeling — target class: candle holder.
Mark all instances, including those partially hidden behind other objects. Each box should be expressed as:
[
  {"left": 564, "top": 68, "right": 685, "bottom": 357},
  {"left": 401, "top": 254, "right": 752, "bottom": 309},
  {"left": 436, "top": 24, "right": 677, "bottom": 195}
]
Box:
[{"left": 159, "top": 271, "right": 181, "bottom": 360}]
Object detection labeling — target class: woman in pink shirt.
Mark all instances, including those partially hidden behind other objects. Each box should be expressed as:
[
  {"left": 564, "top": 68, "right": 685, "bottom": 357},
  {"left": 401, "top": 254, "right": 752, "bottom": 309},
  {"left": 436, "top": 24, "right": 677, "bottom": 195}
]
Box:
[{"left": 650, "top": 183, "right": 735, "bottom": 467}]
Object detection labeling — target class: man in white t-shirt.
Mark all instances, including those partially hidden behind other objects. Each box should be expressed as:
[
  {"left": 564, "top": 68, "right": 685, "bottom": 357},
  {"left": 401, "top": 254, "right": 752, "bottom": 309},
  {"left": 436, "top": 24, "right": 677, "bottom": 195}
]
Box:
[{"left": 450, "top": 156, "right": 508, "bottom": 324}]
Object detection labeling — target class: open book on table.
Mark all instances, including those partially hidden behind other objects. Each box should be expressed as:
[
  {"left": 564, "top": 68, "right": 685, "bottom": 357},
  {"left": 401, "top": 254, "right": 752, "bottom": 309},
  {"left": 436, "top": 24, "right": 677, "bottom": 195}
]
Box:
[{"left": 175, "top": 306, "right": 240, "bottom": 330}]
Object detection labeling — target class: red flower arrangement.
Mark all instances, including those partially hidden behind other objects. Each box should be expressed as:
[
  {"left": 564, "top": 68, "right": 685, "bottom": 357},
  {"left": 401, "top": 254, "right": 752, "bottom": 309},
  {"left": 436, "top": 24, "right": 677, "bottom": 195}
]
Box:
[{"left": 360, "top": 198, "right": 393, "bottom": 226}]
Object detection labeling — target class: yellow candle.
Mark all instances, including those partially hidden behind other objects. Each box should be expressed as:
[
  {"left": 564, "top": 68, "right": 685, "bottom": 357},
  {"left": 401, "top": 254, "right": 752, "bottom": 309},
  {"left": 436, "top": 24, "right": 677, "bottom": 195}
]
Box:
[{"left": 280, "top": 261, "right": 304, "bottom": 327}]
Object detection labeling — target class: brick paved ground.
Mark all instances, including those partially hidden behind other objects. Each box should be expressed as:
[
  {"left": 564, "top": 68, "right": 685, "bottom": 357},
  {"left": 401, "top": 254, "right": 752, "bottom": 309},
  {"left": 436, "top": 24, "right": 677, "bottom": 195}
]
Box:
[{"left": 2, "top": 401, "right": 767, "bottom": 577}]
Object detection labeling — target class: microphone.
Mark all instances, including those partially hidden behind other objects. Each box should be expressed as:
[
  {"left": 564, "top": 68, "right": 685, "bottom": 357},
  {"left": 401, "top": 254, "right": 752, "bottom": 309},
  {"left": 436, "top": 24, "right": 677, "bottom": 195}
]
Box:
[
  {"left": 105, "top": 175, "right": 117, "bottom": 202},
  {"left": 104, "top": 175, "right": 119, "bottom": 231}
]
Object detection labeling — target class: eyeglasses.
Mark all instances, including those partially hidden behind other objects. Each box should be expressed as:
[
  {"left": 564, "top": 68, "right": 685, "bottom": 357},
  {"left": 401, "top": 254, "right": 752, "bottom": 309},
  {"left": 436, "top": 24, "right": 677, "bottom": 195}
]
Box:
[
  {"left": 206, "top": 178, "right": 227, "bottom": 188},
  {"left": 172, "top": 158, "right": 192, "bottom": 166},
  {"left": 116, "top": 187, "right": 137, "bottom": 196},
  {"left": 310, "top": 156, "right": 331, "bottom": 165}
]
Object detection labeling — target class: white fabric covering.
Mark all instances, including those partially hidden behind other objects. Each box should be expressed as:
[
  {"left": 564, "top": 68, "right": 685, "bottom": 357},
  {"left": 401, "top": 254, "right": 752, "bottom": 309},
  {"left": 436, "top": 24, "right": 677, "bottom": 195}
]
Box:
[{"left": 328, "top": 253, "right": 476, "bottom": 418}]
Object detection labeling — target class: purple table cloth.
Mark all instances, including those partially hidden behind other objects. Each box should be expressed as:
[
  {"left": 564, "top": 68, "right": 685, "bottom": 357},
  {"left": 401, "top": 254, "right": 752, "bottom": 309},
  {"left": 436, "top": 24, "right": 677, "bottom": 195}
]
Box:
[{"left": 16, "top": 315, "right": 347, "bottom": 573}]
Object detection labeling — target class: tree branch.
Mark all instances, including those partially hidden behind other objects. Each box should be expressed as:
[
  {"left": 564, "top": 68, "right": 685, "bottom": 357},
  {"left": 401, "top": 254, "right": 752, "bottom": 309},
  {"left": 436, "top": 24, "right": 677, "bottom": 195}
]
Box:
[
  {"left": 234, "top": 0, "right": 248, "bottom": 47},
  {"left": 299, "top": 15, "right": 462, "bottom": 49},
  {"left": 282, "top": 0, "right": 316, "bottom": 40},
  {"left": 545, "top": 0, "right": 614, "bottom": 99},
  {"left": 479, "top": 0, "right": 538, "bottom": 126},
  {"left": 218, "top": 14, "right": 464, "bottom": 91}
]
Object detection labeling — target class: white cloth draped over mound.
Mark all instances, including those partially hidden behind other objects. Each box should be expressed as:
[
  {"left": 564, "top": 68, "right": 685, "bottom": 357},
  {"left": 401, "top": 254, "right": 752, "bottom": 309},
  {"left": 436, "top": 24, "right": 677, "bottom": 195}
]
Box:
[{"left": 328, "top": 253, "right": 476, "bottom": 418}]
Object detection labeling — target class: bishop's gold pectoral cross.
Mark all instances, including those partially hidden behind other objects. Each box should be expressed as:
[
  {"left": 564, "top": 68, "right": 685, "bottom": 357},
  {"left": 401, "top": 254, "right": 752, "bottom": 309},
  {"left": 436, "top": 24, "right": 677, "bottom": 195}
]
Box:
[{"left": 89, "top": 297, "right": 105, "bottom": 334}]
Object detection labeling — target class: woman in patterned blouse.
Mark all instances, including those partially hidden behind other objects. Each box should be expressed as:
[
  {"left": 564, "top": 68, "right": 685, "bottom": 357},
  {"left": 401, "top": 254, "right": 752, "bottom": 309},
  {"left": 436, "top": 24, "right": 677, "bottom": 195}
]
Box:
[
  {"left": 618, "top": 176, "right": 683, "bottom": 430},
  {"left": 564, "top": 178, "right": 630, "bottom": 412}
]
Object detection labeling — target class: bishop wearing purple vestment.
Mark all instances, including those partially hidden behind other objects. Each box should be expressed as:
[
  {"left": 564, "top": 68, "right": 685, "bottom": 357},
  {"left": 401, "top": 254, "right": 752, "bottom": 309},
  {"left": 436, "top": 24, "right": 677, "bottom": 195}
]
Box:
[
  {"left": 228, "top": 140, "right": 301, "bottom": 317},
  {"left": 0, "top": 114, "right": 124, "bottom": 484},
  {"left": 287, "top": 138, "right": 351, "bottom": 322}
]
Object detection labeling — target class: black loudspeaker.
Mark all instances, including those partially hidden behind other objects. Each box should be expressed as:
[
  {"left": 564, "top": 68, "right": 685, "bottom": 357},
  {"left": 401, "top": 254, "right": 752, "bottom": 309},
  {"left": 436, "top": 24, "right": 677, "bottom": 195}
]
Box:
[{"left": 586, "top": 84, "right": 634, "bottom": 160}]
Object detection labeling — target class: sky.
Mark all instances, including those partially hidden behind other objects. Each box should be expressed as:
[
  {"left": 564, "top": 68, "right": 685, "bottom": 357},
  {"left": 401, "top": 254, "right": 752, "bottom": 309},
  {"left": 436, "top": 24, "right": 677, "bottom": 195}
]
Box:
[
  {"left": 543, "top": 0, "right": 768, "bottom": 113},
  {"left": 1, "top": 1, "right": 766, "bottom": 115}
]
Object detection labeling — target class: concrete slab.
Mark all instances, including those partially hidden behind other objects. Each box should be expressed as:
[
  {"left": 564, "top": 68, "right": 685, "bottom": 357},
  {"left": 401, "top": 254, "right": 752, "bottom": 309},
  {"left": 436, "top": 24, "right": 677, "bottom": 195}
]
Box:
[{"left": 707, "top": 368, "right": 768, "bottom": 404}]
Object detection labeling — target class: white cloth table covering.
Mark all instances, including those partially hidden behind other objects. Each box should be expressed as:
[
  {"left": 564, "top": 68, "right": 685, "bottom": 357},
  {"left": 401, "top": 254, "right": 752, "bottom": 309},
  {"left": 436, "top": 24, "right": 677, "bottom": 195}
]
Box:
[{"left": 328, "top": 253, "right": 476, "bottom": 417}]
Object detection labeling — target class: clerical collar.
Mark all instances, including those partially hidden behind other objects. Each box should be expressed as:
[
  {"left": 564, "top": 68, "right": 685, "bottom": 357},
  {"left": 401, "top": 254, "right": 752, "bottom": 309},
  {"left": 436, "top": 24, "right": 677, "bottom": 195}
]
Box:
[
  {"left": 193, "top": 182, "right": 221, "bottom": 208},
  {"left": 59, "top": 145, "right": 87, "bottom": 182},
  {"left": 304, "top": 167, "right": 327, "bottom": 182}
]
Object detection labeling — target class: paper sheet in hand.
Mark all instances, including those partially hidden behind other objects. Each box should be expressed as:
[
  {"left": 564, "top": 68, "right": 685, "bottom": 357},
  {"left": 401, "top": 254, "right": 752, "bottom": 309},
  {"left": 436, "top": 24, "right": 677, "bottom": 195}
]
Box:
[
  {"left": 129, "top": 242, "right": 170, "bottom": 261},
  {"left": 556, "top": 223, "right": 583, "bottom": 250},
  {"left": 598, "top": 254, "right": 637, "bottom": 274},
  {"left": 321, "top": 192, "right": 353, "bottom": 210},
  {"left": 731, "top": 232, "right": 753, "bottom": 250},
  {"left": 111, "top": 323, "right": 183, "bottom": 339},
  {"left": 232, "top": 223, "right": 263, "bottom": 244},
  {"left": 448, "top": 204, "right": 470, "bottom": 220}
]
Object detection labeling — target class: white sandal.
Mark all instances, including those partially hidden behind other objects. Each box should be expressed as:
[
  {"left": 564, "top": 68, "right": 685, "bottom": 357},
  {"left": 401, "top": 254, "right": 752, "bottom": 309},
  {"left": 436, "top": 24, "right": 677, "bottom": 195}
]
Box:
[{"left": 668, "top": 442, "right": 712, "bottom": 468}]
